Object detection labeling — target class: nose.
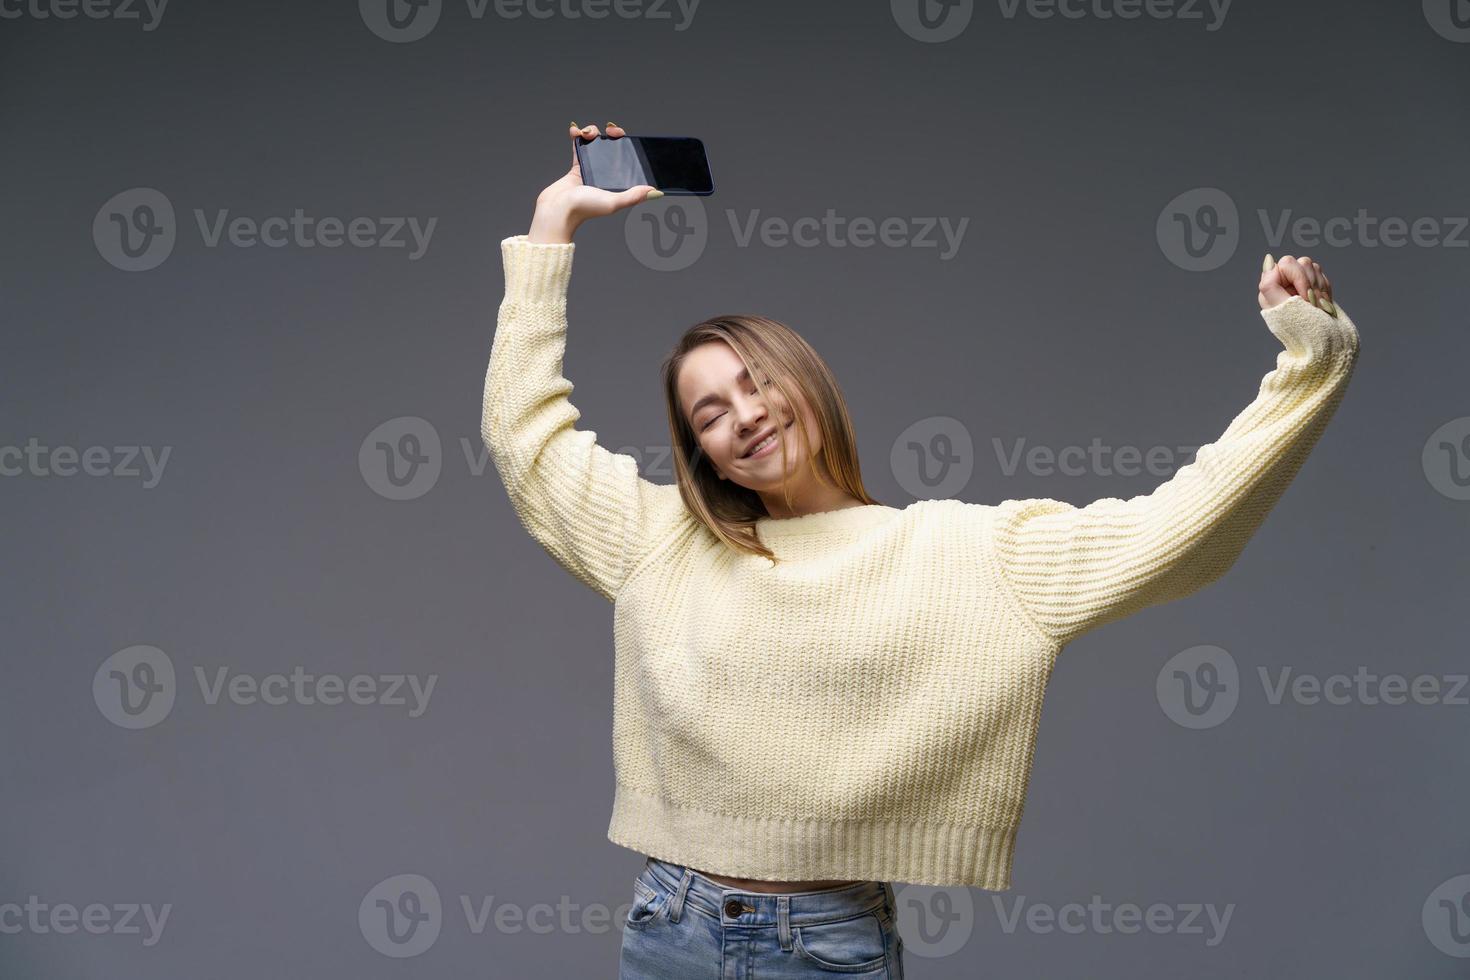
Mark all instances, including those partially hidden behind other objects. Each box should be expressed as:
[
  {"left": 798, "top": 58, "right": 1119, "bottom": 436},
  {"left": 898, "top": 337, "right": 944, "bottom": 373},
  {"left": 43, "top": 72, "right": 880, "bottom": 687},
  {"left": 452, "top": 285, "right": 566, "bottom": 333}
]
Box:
[{"left": 733, "top": 391, "right": 770, "bottom": 434}]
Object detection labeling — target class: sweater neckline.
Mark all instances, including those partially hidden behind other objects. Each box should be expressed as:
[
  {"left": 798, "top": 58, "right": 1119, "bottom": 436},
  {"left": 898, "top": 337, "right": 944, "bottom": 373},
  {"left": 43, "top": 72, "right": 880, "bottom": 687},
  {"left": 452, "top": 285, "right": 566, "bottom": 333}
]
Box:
[{"left": 754, "top": 503, "right": 901, "bottom": 542}]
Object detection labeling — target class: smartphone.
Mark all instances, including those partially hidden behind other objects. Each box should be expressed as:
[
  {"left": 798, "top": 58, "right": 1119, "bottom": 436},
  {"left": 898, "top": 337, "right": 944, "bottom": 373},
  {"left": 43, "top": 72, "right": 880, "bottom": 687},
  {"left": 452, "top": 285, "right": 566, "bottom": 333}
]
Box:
[{"left": 574, "top": 134, "right": 714, "bottom": 196}]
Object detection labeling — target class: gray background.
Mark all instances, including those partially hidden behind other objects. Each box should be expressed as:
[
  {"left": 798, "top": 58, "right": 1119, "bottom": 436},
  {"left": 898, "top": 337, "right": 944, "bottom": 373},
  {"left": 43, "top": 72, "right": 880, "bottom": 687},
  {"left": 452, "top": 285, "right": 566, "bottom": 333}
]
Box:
[{"left": 3, "top": 0, "right": 1468, "bottom": 976}]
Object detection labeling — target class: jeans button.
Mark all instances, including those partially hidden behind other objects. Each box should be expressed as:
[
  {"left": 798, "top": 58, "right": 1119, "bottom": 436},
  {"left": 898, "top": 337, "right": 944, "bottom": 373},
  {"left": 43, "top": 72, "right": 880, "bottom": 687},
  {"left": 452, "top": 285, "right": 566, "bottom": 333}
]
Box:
[{"left": 723, "top": 898, "right": 744, "bottom": 917}]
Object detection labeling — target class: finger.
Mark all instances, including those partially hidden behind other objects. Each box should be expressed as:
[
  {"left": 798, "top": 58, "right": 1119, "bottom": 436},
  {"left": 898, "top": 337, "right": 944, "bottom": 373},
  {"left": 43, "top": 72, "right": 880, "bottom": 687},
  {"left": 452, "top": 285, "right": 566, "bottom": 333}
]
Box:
[
  {"left": 1258, "top": 254, "right": 1292, "bottom": 309},
  {"left": 1278, "top": 256, "right": 1311, "bottom": 298},
  {"left": 568, "top": 122, "right": 600, "bottom": 170},
  {"left": 606, "top": 121, "right": 626, "bottom": 139},
  {"left": 1311, "top": 262, "right": 1336, "bottom": 314},
  {"left": 615, "top": 185, "right": 658, "bottom": 209},
  {"left": 1298, "top": 256, "right": 1318, "bottom": 288}
]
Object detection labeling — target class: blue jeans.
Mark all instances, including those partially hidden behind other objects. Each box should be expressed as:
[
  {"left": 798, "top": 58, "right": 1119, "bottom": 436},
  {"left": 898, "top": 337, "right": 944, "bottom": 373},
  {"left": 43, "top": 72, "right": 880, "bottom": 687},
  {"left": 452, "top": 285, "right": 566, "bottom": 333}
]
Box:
[{"left": 619, "top": 856, "right": 905, "bottom": 978}]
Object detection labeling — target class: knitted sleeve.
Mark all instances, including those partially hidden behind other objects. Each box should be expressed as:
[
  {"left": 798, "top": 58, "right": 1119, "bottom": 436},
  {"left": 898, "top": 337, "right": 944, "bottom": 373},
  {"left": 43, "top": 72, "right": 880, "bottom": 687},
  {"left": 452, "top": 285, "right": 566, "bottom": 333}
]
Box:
[
  {"left": 480, "top": 234, "right": 688, "bottom": 603},
  {"left": 990, "top": 294, "right": 1361, "bottom": 648}
]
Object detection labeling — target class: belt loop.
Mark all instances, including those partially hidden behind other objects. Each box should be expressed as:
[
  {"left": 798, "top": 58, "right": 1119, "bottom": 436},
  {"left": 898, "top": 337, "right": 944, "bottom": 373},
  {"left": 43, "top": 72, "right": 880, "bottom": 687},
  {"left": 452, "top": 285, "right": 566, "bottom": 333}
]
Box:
[
  {"left": 668, "top": 868, "right": 692, "bottom": 923},
  {"left": 777, "top": 895, "right": 792, "bottom": 950}
]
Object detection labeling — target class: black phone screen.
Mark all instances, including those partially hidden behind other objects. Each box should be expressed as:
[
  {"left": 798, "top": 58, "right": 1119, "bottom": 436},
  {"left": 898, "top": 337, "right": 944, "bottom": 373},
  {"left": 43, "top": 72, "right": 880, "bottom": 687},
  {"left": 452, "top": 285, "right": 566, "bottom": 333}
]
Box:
[{"left": 576, "top": 135, "right": 713, "bottom": 195}]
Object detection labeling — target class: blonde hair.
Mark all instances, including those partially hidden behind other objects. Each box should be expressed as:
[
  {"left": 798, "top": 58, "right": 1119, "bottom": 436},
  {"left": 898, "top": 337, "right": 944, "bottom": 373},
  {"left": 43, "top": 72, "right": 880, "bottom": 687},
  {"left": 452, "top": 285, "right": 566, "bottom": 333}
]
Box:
[{"left": 660, "top": 314, "right": 883, "bottom": 564}]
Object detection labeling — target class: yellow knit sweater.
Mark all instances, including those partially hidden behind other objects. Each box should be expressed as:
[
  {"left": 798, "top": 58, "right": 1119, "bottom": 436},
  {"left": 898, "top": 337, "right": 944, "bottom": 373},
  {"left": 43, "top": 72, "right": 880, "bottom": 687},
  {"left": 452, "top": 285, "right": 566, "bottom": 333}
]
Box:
[{"left": 481, "top": 234, "right": 1361, "bottom": 889}]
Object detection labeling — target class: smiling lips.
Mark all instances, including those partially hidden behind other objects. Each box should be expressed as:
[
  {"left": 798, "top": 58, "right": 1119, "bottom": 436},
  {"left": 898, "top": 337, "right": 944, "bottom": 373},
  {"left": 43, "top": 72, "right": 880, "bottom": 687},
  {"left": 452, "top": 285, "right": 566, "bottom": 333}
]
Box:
[{"left": 742, "top": 419, "right": 793, "bottom": 458}]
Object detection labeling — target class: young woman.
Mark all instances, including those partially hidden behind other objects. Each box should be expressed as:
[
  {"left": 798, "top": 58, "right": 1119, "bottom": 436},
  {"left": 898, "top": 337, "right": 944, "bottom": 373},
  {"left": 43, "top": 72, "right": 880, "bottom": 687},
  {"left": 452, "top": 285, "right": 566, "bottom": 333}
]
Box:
[{"left": 482, "top": 121, "right": 1360, "bottom": 979}]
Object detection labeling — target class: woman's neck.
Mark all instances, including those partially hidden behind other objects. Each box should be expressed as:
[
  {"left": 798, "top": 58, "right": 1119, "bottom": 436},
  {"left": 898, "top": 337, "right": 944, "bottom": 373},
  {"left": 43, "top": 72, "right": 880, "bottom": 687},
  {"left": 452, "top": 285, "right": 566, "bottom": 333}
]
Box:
[{"left": 757, "top": 483, "right": 865, "bottom": 520}]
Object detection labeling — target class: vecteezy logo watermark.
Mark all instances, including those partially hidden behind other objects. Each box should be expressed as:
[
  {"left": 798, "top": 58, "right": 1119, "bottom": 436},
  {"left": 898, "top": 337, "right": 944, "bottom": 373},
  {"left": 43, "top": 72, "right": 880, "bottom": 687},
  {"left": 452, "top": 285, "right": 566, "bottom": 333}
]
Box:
[
  {"left": 360, "top": 417, "right": 444, "bottom": 501},
  {"left": 1156, "top": 645, "right": 1468, "bottom": 729},
  {"left": 890, "top": 884, "right": 976, "bottom": 959},
  {"left": 887, "top": 418, "right": 1202, "bottom": 501},
  {"left": 359, "top": 874, "right": 650, "bottom": 957},
  {"left": 1158, "top": 187, "right": 1470, "bottom": 271},
  {"left": 0, "top": 438, "right": 171, "bottom": 488},
  {"left": 0, "top": 897, "right": 172, "bottom": 946},
  {"left": 890, "top": 416, "right": 975, "bottom": 501},
  {"left": 992, "top": 894, "right": 1235, "bottom": 946},
  {"left": 1156, "top": 645, "right": 1240, "bottom": 729},
  {"left": 623, "top": 199, "right": 971, "bottom": 271},
  {"left": 891, "top": 0, "right": 974, "bottom": 43},
  {"left": 358, "top": 0, "right": 700, "bottom": 42},
  {"left": 1156, "top": 187, "right": 1239, "bottom": 271},
  {"left": 891, "top": 0, "right": 1230, "bottom": 42},
  {"left": 362, "top": 416, "right": 682, "bottom": 501},
  {"left": 0, "top": 0, "right": 169, "bottom": 30},
  {"left": 93, "top": 646, "right": 178, "bottom": 729},
  {"left": 1424, "top": 0, "right": 1470, "bottom": 43},
  {"left": 93, "top": 188, "right": 438, "bottom": 271},
  {"left": 1424, "top": 873, "right": 1470, "bottom": 957},
  {"left": 625, "top": 195, "right": 709, "bottom": 271},
  {"left": 1423, "top": 416, "right": 1470, "bottom": 500},
  {"left": 93, "top": 187, "right": 176, "bottom": 271},
  {"left": 361, "top": 875, "right": 442, "bottom": 958},
  {"left": 92, "top": 645, "right": 438, "bottom": 729}
]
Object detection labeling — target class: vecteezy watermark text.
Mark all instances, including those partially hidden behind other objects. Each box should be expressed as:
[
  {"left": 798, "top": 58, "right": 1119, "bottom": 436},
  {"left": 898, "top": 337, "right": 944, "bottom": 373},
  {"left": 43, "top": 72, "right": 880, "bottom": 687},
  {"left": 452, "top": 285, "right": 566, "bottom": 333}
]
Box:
[
  {"left": 1, "top": 439, "right": 170, "bottom": 488},
  {"left": 94, "top": 188, "right": 438, "bottom": 271},
  {"left": 1157, "top": 188, "right": 1469, "bottom": 271},
  {"left": 194, "top": 666, "right": 437, "bottom": 716},
  {"left": 358, "top": 0, "right": 701, "bottom": 42},
  {"left": 1156, "top": 645, "right": 1468, "bottom": 729},
  {"left": 0, "top": 897, "right": 171, "bottom": 946},
  {"left": 891, "top": 0, "right": 1231, "bottom": 43},
  {"left": 620, "top": 198, "right": 971, "bottom": 271},
  {"left": 995, "top": 0, "right": 1231, "bottom": 29},
  {"left": 93, "top": 646, "right": 438, "bottom": 729},
  {"left": 0, "top": 0, "right": 168, "bottom": 29},
  {"left": 992, "top": 894, "right": 1234, "bottom": 947},
  {"left": 992, "top": 436, "right": 1199, "bottom": 478},
  {"left": 727, "top": 210, "right": 969, "bottom": 260},
  {"left": 358, "top": 873, "right": 655, "bottom": 957}
]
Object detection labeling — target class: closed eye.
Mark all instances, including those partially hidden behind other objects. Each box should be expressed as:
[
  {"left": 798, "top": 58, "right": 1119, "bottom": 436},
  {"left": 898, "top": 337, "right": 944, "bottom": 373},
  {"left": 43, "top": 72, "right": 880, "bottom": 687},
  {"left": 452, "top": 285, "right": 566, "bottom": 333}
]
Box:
[{"left": 698, "top": 378, "right": 773, "bottom": 432}]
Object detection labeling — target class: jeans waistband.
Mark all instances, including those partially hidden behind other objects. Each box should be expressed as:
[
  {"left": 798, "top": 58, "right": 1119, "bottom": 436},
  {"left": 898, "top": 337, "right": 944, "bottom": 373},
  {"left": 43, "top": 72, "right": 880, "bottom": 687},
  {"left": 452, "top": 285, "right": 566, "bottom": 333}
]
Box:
[{"left": 641, "top": 856, "right": 892, "bottom": 927}]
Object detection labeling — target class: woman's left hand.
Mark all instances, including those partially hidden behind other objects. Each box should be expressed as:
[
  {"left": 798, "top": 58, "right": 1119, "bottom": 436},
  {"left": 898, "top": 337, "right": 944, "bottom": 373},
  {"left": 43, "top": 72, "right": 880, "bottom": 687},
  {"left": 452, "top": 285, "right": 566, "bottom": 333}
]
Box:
[{"left": 1259, "top": 253, "right": 1337, "bottom": 317}]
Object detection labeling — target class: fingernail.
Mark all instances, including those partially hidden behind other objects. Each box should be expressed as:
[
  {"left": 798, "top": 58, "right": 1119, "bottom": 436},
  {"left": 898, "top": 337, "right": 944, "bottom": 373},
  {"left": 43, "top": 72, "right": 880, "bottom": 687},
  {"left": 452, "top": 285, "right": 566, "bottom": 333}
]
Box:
[
  {"left": 607, "top": 121, "right": 618, "bottom": 129},
  {"left": 1321, "top": 295, "right": 1337, "bottom": 316},
  {"left": 645, "top": 189, "right": 665, "bottom": 200},
  {"left": 1307, "top": 287, "right": 1317, "bottom": 307},
  {"left": 1262, "top": 253, "right": 1275, "bottom": 271},
  {"left": 570, "top": 121, "right": 579, "bottom": 128}
]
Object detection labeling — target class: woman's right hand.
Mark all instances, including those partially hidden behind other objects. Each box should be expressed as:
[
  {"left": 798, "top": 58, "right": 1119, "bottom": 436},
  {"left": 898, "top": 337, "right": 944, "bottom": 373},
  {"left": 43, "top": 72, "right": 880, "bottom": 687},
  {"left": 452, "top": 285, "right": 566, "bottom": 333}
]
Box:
[
  {"left": 1259, "top": 253, "right": 1337, "bottom": 317},
  {"left": 527, "top": 122, "right": 662, "bottom": 244}
]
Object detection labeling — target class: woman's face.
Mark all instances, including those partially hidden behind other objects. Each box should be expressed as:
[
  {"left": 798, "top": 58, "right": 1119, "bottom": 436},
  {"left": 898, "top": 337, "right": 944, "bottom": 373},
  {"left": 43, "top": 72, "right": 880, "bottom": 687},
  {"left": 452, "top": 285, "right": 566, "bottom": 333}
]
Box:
[{"left": 677, "top": 340, "right": 822, "bottom": 492}]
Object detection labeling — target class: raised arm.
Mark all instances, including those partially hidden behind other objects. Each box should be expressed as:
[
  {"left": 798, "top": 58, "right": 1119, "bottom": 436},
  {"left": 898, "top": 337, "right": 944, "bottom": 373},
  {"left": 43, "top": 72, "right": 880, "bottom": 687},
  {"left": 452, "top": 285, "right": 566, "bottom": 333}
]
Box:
[
  {"left": 481, "top": 121, "right": 680, "bottom": 603},
  {"left": 989, "top": 277, "right": 1361, "bottom": 649},
  {"left": 482, "top": 234, "right": 687, "bottom": 602}
]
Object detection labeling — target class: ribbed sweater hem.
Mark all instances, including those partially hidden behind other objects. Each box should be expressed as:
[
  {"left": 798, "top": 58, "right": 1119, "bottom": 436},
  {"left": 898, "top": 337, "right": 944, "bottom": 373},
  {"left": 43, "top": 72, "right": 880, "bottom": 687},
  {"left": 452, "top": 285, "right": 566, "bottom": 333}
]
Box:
[{"left": 606, "top": 781, "right": 1017, "bottom": 891}]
